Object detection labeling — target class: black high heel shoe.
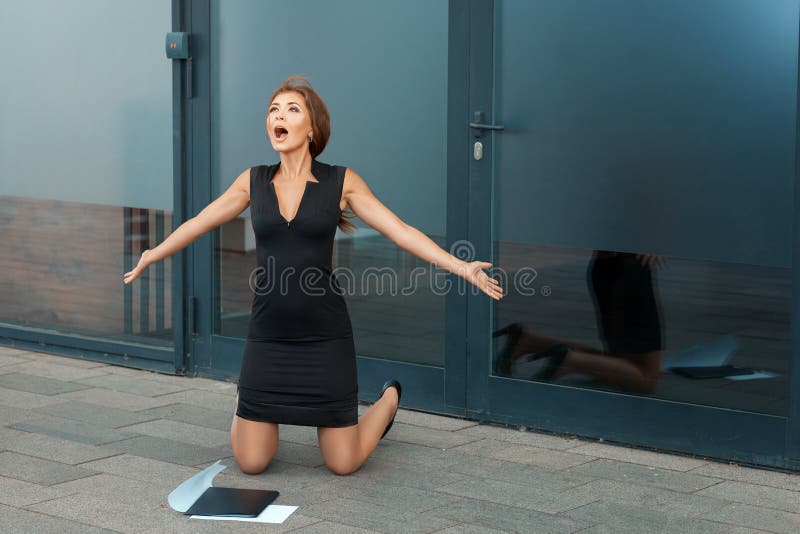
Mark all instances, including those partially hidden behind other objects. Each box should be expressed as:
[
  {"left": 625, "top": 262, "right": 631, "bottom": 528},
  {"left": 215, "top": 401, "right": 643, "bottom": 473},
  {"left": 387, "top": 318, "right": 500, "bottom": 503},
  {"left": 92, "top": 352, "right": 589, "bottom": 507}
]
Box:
[
  {"left": 492, "top": 322, "right": 523, "bottom": 376},
  {"left": 378, "top": 379, "right": 402, "bottom": 439},
  {"left": 527, "top": 344, "right": 570, "bottom": 382}
]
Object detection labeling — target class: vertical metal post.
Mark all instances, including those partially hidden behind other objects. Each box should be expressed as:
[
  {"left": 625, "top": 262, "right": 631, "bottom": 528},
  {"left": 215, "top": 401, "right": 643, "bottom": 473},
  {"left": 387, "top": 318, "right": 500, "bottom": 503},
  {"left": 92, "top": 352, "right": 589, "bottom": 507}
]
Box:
[
  {"left": 786, "top": 8, "right": 800, "bottom": 467},
  {"left": 171, "top": 0, "right": 190, "bottom": 373},
  {"left": 155, "top": 210, "right": 165, "bottom": 333},
  {"left": 123, "top": 207, "right": 133, "bottom": 334}
]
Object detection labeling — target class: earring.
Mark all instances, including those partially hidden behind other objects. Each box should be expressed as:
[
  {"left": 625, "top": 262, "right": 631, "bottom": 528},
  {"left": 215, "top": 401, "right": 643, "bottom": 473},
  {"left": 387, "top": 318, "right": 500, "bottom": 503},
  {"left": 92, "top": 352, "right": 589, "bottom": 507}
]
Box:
[{"left": 308, "top": 136, "right": 313, "bottom": 143}]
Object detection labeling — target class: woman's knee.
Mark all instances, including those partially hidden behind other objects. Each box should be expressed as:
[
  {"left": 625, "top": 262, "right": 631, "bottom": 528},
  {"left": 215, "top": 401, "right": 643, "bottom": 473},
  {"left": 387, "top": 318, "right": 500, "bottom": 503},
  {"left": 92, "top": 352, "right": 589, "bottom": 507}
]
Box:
[
  {"left": 317, "top": 425, "right": 363, "bottom": 475},
  {"left": 234, "top": 451, "right": 274, "bottom": 475},
  {"left": 233, "top": 443, "right": 277, "bottom": 475},
  {"left": 324, "top": 457, "right": 360, "bottom": 476},
  {"left": 230, "top": 417, "right": 279, "bottom": 475}
]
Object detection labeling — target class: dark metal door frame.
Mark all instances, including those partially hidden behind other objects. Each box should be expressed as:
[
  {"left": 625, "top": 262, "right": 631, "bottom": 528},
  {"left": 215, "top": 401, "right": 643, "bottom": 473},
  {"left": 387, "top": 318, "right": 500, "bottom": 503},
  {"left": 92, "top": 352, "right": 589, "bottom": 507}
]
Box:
[{"left": 786, "top": 11, "right": 800, "bottom": 465}]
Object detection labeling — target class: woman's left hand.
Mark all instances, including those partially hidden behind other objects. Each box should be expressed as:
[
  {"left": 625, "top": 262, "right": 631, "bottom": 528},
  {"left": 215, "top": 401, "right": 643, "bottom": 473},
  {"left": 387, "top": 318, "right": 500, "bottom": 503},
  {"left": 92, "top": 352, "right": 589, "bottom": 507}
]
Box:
[{"left": 462, "top": 261, "right": 504, "bottom": 300}]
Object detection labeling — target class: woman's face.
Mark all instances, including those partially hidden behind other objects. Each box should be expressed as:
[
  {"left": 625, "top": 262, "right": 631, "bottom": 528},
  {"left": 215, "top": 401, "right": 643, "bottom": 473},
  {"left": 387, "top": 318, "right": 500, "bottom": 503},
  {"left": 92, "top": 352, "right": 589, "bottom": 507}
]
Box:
[{"left": 266, "top": 91, "right": 314, "bottom": 154}]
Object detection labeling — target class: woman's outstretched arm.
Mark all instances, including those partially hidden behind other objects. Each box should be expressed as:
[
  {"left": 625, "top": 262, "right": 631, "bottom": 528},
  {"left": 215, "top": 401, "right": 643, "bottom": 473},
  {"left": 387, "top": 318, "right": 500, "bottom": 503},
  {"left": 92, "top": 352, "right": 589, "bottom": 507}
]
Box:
[
  {"left": 342, "top": 168, "right": 503, "bottom": 300},
  {"left": 123, "top": 168, "right": 251, "bottom": 284}
]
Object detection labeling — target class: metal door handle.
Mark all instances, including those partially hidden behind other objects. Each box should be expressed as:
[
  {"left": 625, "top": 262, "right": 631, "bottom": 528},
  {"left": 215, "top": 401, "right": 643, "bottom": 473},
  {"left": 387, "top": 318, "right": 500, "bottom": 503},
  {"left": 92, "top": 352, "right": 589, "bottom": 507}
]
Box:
[
  {"left": 468, "top": 122, "right": 505, "bottom": 131},
  {"left": 470, "top": 111, "right": 504, "bottom": 137}
]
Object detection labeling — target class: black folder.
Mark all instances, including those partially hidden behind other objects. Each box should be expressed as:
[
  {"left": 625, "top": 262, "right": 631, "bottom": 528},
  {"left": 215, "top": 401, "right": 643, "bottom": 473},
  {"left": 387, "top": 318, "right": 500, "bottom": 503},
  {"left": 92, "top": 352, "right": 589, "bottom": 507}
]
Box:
[{"left": 184, "top": 487, "right": 279, "bottom": 517}]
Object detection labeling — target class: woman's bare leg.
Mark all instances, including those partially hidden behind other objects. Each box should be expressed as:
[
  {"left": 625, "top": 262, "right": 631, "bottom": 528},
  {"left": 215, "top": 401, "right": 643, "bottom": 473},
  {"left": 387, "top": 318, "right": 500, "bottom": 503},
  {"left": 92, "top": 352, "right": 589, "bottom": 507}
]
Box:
[
  {"left": 504, "top": 328, "right": 601, "bottom": 363},
  {"left": 230, "top": 393, "right": 280, "bottom": 475},
  {"left": 551, "top": 350, "right": 663, "bottom": 393},
  {"left": 317, "top": 387, "right": 399, "bottom": 475}
]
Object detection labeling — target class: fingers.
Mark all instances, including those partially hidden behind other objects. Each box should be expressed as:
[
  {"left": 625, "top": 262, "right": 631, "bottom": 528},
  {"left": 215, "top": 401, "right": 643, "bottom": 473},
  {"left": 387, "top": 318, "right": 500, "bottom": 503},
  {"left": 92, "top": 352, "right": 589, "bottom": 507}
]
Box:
[
  {"left": 467, "top": 261, "right": 503, "bottom": 299},
  {"left": 482, "top": 273, "right": 501, "bottom": 285},
  {"left": 123, "top": 254, "right": 150, "bottom": 284},
  {"left": 480, "top": 274, "right": 504, "bottom": 300},
  {"left": 123, "top": 268, "right": 140, "bottom": 284},
  {"left": 486, "top": 285, "right": 503, "bottom": 300}
]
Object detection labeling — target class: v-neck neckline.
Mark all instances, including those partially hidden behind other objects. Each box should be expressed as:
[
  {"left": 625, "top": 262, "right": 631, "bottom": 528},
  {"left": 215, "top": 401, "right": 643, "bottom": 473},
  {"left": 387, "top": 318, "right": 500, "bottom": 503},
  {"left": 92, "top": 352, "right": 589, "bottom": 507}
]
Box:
[{"left": 268, "top": 161, "right": 319, "bottom": 225}]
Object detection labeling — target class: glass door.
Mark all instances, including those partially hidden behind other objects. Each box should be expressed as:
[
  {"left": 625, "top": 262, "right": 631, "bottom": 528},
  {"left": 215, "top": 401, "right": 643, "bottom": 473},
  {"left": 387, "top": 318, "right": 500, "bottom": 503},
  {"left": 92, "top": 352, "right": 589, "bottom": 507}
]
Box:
[
  {"left": 186, "top": 0, "right": 470, "bottom": 412},
  {"left": 468, "top": 0, "right": 799, "bottom": 468}
]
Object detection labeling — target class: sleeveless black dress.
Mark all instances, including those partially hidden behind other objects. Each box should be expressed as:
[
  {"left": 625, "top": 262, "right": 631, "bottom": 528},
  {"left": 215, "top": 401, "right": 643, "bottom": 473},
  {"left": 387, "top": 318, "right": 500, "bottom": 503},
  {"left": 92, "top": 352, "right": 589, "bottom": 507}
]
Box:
[{"left": 236, "top": 159, "right": 358, "bottom": 427}]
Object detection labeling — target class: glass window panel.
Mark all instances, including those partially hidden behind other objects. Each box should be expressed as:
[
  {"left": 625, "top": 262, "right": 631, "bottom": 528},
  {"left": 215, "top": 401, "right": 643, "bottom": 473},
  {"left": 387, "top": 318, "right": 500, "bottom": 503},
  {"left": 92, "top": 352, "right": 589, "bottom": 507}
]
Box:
[
  {"left": 212, "top": 0, "right": 448, "bottom": 366},
  {"left": 0, "top": 0, "right": 174, "bottom": 345},
  {"left": 491, "top": 0, "right": 796, "bottom": 415}
]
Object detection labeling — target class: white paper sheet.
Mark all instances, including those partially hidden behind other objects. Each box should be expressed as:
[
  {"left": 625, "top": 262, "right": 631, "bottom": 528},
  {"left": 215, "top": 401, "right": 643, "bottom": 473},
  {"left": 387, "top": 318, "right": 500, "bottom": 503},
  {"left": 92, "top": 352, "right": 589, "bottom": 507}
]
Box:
[
  {"left": 192, "top": 504, "right": 298, "bottom": 523},
  {"left": 661, "top": 336, "right": 739, "bottom": 371},
  {"left": 167, "top": 460, "right": 296, "bottom": 524},
  {"left": 167, "top": 460, "right": 227, "bottom": 513},
  {"left": 725, "top": 371, "right": 779, "bottom": 381}
]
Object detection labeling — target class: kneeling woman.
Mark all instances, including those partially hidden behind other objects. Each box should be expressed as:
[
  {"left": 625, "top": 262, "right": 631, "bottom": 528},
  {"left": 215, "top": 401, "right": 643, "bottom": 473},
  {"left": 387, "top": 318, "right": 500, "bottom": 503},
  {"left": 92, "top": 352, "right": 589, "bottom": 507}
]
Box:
[{"left": 124, "top": 76, "right": 503, "bottom": 475}]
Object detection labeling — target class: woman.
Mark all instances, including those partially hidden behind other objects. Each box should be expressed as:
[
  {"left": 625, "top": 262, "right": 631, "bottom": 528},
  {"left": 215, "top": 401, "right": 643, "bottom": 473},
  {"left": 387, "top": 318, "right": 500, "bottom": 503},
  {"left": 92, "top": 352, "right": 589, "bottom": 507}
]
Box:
[{"left": 124, "top": 76, "right": 503, "bottom": 476}]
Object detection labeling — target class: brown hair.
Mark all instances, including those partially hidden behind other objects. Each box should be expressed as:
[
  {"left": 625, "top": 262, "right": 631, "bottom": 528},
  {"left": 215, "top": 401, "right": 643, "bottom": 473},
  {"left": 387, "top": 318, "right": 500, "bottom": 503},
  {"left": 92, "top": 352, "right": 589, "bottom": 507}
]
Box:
[{"left": 270, "top": 76, "right": 356, "bottom": 234}]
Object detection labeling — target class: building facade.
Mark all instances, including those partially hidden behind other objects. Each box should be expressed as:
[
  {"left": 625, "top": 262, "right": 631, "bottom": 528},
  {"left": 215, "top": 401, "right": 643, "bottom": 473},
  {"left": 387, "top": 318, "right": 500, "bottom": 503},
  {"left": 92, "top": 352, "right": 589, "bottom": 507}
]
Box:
[{"left": 2, "top": 0, "right": 799, "bottom": 470}]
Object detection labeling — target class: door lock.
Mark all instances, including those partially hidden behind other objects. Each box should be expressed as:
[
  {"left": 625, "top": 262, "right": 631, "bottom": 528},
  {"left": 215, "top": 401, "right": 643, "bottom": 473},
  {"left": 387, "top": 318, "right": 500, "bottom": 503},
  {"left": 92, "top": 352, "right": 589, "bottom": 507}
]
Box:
[{"left": 473, "top": 141, "right": 484, "bottom": 160}]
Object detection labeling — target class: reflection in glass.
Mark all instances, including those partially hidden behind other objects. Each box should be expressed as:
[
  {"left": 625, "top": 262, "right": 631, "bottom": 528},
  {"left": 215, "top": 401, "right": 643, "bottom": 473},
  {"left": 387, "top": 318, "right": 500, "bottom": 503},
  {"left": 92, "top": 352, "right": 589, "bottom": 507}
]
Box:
[
  {"left": 0, "top": 1, "right": 174, "bottom": 348},
  {"left": 336, "top": 230, "right": 446, "bottom": 366},
  {"left": 217, "top": 220, "right": 446, "bottom": 366},
  {"left": 490, "top": 0, "right": 795, "bottom": 416},
  {"left": 492, "top": 245, "right": 790, "bottom": 416},
  {"left": 0, "top": 197, "right": 174, "bottom": 345}
]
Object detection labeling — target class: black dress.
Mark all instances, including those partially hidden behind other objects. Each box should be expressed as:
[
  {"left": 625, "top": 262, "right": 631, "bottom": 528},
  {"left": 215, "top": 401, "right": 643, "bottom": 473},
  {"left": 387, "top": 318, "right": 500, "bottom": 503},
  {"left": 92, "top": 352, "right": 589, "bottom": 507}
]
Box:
[
  {"left": 236, "top": 159, "right": 358, "bottom": 427},
  {"left": 588, "top": 251, "right": 663, "bottom": 356}
]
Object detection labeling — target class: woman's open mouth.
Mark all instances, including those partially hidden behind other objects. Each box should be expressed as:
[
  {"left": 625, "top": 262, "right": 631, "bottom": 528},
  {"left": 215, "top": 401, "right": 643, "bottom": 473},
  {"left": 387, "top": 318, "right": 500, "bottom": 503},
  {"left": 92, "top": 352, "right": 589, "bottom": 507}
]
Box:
[{"left": 274, "top": 126, "right": 288, "bottom": 140}]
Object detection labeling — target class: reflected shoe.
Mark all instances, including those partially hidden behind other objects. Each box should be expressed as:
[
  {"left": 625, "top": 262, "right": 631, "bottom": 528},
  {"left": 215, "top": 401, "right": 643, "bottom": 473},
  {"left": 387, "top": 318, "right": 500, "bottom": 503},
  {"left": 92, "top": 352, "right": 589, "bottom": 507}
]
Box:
[
  {"left": 527, "top": 344, "right": 569, "bottom": 382},
  {"left": 492, "top": 322, "right": 523, "bottom": 376},
  {"left": 378, "top": 379, "right": 402, "bottom": 439}
]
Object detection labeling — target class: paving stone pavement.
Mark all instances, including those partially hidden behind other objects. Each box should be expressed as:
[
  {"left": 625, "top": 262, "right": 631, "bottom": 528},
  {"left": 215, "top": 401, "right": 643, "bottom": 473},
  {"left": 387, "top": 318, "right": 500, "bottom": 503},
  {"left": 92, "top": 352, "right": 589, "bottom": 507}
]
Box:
[{"left": 0, "top": 346, "right": 798, "bottom": 533}]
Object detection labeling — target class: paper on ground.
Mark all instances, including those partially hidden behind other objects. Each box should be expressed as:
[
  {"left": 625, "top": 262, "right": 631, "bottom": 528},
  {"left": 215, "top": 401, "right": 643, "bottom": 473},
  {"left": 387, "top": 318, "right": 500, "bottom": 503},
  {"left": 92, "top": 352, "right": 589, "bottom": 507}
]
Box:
[
  {"left": 168, "top": 460, "right": 227, "bottom": 512},
  {"left": 193, "top": 504, "right": 298, "bottom": 523},
  {"left": 725, "top": 371, "right": 779, "bottom": 381},
  {"left": 167, "top": 460, "right": 296, "bottom": 524},
  {"left": 661, "top": 336, "right": 739, "bottom": 371}
]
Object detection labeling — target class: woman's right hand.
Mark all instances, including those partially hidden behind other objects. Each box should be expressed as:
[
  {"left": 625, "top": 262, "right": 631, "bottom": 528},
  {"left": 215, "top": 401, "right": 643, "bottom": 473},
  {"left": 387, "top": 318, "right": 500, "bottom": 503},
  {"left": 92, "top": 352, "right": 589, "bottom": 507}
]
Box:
[
  {"left": 124, "top": 249, "right": 154, "bottom": 284},
  {"left": 120, "top": 168, "right": 251, "bottom": 286}
]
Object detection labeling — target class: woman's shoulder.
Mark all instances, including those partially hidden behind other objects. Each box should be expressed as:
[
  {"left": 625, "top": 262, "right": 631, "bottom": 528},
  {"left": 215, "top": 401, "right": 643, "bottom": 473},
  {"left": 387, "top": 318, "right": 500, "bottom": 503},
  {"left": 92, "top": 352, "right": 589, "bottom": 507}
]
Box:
[
  {"left": 249, "top": 163, "right": 280, "bottom": 181},
  {"left": 251, "top": 162, "right": 279, "bottom": 171},
  {"left": 311, "top": 159, "right": 347, "bottom": 182},
  {"left": 312, "top": 159, "right": 346, "bottom": 171}
]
